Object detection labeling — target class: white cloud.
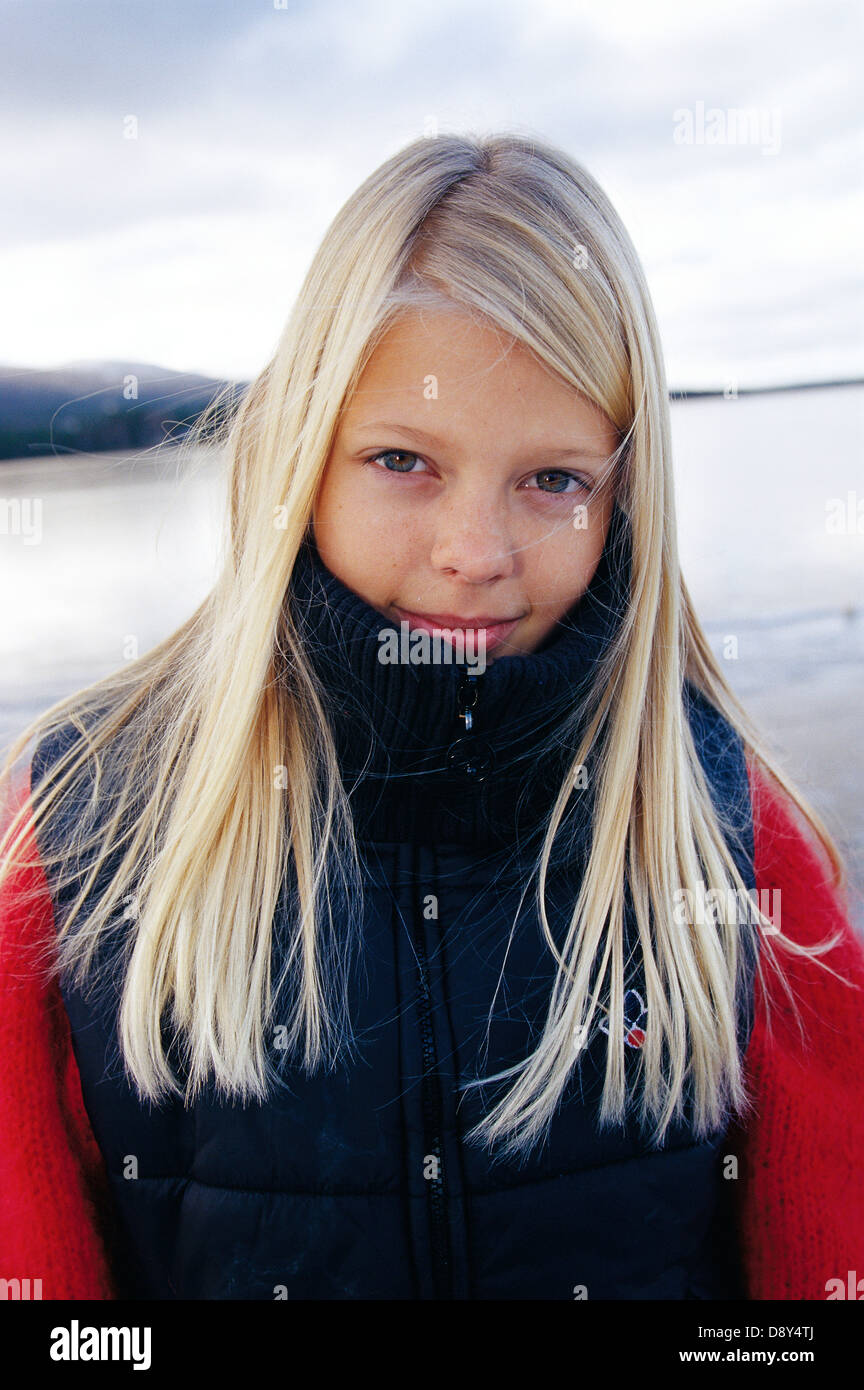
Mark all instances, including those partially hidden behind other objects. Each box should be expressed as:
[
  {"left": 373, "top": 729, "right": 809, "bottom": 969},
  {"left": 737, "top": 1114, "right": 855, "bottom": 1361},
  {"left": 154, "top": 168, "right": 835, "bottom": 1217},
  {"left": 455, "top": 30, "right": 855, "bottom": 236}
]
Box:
[{"left": 0, "top": 0, "right": 860, "bottom": 386}]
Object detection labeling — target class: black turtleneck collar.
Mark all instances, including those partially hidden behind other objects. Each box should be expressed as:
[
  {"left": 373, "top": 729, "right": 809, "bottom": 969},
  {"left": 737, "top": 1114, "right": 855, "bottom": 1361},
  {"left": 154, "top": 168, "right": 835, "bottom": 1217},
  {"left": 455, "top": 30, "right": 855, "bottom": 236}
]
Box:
[{"left": 283, "top": 504, "right": 632, "bottom": 852}]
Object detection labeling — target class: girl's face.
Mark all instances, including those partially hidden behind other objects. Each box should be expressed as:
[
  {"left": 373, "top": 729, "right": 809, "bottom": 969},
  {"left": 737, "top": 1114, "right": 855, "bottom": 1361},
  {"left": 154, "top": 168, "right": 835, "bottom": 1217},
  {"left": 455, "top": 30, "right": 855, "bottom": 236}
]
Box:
[{"left": 312, "top": 307, "right": 619, "bottom": 660}]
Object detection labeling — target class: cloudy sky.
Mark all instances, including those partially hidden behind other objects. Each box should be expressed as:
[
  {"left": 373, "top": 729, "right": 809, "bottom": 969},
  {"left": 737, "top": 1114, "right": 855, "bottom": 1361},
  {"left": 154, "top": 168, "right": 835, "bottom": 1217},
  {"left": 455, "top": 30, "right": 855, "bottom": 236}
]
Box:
[{"left": 1, "top": 0, "right": 861, "bottom": 389}]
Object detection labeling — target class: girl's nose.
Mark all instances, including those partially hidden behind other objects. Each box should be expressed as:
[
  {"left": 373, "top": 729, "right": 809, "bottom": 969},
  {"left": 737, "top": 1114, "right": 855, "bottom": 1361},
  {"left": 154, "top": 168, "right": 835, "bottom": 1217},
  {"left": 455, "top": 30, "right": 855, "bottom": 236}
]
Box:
[{"left": 429, "top": 505, "right": 517, "bottom": 583}]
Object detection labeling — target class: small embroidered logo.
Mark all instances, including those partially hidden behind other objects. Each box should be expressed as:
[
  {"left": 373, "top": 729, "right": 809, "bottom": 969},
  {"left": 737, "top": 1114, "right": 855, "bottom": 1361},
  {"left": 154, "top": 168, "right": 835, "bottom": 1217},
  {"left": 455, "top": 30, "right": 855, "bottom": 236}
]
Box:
[{"left": 599, "top": 989, "right": 646, "bottom": 1049}]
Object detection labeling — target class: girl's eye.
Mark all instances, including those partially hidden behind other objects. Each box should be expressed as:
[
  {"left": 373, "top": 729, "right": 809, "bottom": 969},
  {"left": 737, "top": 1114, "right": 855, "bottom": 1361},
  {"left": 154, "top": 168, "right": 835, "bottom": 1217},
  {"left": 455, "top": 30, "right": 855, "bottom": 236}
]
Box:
[
  {"left": 526, "top": 469, "right": 592, "bottom": 495},
  {"left": 368, "top": 449, "right": 428, "bottom": 475}
]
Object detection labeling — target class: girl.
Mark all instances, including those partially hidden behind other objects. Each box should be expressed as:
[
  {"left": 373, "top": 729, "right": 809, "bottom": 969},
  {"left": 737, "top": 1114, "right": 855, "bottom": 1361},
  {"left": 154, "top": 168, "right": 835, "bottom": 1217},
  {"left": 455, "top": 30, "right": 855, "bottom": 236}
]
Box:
[{"left": 1, "top": 132, "right": 862, "bottom": 1302}]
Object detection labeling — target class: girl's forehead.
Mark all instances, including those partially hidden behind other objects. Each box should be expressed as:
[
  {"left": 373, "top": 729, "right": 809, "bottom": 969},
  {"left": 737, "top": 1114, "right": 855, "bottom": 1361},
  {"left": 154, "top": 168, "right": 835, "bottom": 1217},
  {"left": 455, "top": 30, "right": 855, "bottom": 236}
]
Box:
[{"left": 341, "top": 308, "right": 618, "bottom": 447}]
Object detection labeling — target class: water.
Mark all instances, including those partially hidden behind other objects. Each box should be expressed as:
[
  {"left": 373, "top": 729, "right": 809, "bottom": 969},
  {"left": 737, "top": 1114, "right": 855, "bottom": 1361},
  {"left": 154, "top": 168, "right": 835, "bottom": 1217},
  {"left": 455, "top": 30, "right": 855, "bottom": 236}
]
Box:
[
  {"left": 0, "top": 447, "right": 224, "bottom": 736},
  {"left": 672, "top": 384, "right": 863, "bottom": 622},
  {"left": 2, "top": 385, "right": 862, "bottom": 920},
  {"left": 670, "top": 389, "right": 864, "bottom": 932}
]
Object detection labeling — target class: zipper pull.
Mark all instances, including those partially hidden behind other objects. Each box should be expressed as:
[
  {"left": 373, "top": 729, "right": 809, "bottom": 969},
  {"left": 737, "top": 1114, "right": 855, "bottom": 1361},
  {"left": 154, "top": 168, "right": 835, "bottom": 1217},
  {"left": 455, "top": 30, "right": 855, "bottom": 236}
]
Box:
[
  {"left": 457, "top": 670, "right": 480, "bottom": 731},
  {"left": 445, "top": 666, "right": 494, "bottom": 780}
]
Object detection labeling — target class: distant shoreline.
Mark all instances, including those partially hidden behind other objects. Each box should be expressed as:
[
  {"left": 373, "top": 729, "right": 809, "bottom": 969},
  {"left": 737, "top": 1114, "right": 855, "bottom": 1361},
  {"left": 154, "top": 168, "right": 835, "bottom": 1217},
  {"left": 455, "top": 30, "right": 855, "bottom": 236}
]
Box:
[
  {"left": 1, "top": 370, "right": 861, "bottom": 464},
  {"left": 669, "top": 376, "right": 864, "bottom": 400}
]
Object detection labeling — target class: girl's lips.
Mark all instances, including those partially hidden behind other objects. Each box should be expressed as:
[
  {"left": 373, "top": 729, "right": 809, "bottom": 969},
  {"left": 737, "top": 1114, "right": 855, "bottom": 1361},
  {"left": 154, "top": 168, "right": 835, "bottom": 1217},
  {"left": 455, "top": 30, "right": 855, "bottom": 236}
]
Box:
[{"left": 392, "top": 606, "right": 522, "bottom": 653}]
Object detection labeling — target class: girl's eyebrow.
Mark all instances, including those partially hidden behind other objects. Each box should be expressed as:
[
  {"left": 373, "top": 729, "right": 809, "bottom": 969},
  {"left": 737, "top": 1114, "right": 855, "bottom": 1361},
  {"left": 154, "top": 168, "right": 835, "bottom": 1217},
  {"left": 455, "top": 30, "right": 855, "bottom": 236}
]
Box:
[{"left": 349, "top": 420, "right": 611, "bottom": 461}]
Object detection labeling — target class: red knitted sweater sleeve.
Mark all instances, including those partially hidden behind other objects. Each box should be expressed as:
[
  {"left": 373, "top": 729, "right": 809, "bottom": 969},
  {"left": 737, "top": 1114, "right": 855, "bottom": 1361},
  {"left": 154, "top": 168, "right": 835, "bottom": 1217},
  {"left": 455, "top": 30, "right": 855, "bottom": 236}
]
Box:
[
  {"left": 0, "top": 773, "right": 117, "bottom": 1299},
  {"left": 730, "top": 757, "right": 864, "bottom": 1299}
]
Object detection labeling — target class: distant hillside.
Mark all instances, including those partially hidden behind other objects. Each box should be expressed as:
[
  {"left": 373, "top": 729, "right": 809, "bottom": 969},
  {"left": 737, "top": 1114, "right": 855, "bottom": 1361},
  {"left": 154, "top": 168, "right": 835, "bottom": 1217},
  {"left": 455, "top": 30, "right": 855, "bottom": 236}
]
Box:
[{"left": 0, "top": 361, "right": 248, "bottom": 460}]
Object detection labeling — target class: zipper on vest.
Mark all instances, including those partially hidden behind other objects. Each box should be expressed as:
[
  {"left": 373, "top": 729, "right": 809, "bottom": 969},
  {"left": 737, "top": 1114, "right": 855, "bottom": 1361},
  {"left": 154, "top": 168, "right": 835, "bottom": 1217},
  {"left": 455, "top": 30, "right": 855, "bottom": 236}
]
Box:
[
  {"left": 411, "top": 843, "right": 452, "bottom": 1300},
  {"left": 445, "top": 666, "right": 493, "bottom": 779},
  {"left": 412, "top": 670, "right": 490, "bottom": 1297}
]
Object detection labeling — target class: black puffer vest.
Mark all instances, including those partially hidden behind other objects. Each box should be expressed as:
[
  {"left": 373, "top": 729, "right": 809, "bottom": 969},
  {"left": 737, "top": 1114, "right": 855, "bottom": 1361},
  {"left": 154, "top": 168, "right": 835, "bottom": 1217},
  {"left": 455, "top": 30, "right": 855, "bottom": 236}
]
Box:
[{"left": 32, "top": 504, "right": 759, "bottom": 1300}]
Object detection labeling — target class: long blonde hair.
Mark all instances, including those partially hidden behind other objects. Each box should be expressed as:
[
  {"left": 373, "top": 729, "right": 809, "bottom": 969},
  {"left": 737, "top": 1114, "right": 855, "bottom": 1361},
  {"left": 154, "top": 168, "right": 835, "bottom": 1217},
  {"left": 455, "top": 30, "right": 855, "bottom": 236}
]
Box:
[{"left": 0, "top": 131, "right": 854, "bottom": 1158}]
